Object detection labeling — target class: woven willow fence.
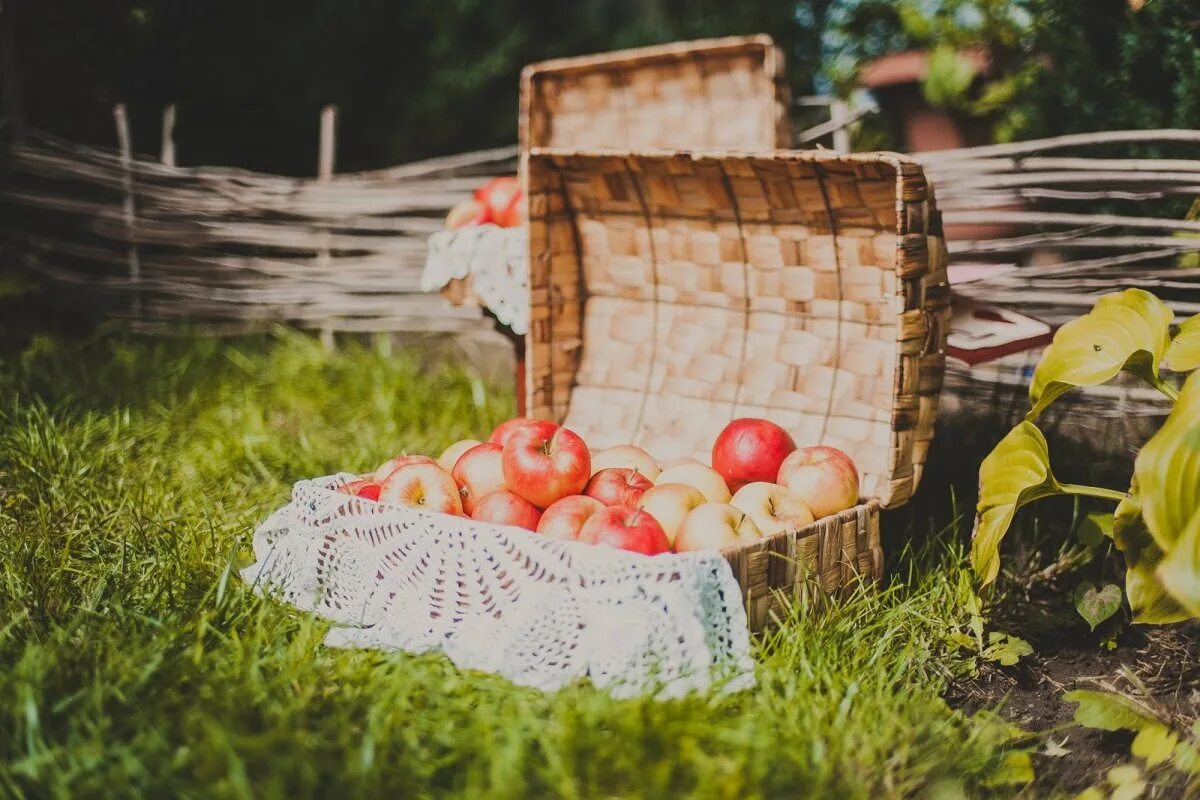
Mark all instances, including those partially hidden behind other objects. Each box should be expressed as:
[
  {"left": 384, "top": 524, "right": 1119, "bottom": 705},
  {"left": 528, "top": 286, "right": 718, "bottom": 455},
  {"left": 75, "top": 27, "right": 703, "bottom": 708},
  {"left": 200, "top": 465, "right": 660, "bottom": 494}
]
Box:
[{"left": 0, "top": 130, "right": 515, "bottom": 333}]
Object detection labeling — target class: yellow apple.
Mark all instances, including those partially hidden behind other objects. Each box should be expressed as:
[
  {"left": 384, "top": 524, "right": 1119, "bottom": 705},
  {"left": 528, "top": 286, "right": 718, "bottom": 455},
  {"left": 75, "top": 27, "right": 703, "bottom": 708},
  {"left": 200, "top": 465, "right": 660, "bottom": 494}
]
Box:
[
  {"left": 437, "top": 438, "right": 482, "bottom": 472},
  {"left": 729, "top": 481, "right": 815, "bottom": 537},
  {"left": 654, "top": 462, "right": 731, "bottom": 504},
  {"left": 590, "top": 444, "right": 660, "bottom": 480},
  {"left": 674, "top": 502, "right": 762, "bottom": 552},
  {"left": 636, "top": 483, "right": 706, "bottom": 546}
]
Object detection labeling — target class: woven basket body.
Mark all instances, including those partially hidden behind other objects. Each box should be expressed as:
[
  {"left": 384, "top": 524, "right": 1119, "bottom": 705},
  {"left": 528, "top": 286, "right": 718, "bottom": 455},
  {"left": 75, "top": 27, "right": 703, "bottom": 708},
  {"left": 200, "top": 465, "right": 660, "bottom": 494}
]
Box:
[
  {"left": 520, "top": 36, "right": 792, "bottom": 153},
  {"left": 524, "top": 148, "right": 949, "bottom": 630}
]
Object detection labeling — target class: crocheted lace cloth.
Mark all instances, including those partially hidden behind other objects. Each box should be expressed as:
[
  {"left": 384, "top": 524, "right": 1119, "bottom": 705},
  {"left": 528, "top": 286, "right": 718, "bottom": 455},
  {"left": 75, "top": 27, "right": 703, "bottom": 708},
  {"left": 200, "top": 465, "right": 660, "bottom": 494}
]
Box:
[
  {"left": 241, "top": 475, "right": 756, "bottom": 697},
  {"left": 421, "top": 226, "right": 530, "bottom": 335}
]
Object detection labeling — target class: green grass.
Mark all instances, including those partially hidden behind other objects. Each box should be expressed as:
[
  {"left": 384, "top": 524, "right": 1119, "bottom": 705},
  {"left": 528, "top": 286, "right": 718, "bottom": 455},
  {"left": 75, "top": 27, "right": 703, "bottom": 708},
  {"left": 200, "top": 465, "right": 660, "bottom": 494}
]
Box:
[{"left": 0, "top": 329, "right": 1026, "bottom": 798}]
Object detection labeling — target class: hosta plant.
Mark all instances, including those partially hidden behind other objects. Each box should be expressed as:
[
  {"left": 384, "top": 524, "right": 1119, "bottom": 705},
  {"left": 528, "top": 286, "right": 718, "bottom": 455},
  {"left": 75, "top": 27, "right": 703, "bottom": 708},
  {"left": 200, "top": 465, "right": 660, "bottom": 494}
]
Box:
[{"left": 972, "top": 288, "right": 1199, "bottom": 626}]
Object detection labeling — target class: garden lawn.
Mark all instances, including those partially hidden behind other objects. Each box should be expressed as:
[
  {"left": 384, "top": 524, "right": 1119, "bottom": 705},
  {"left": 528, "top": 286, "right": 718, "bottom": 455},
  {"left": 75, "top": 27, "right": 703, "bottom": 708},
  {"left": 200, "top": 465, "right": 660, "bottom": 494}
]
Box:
[{"left": 0, "top": 329, "right": 1028, "bottom": 798}]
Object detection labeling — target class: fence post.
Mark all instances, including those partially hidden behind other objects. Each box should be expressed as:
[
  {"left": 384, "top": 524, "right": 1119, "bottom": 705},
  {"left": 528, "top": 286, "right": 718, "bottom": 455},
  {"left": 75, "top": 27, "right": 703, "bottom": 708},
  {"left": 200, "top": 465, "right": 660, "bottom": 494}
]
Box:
[
  {"left": 830, "top": 99, "right": 850, "bottom": 153},
  {"left": 317, "top": 105, "right": 337, "bottom": 351},
  {"left": 113, "top": 103, "right": 142, "bottom": 319},
  {"left": 161, "top": 104, "right": 177, "bottom": 167}
]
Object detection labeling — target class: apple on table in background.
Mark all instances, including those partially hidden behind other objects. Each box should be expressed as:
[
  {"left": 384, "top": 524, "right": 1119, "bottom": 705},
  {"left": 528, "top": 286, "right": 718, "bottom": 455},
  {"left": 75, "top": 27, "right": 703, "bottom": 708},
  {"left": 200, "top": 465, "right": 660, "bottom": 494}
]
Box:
[
  {"left": 777, "top": 446, "right": 860, "bottom": 520},
  {"left": 488, "top": 417, "right": 538, "bottom": 447},
  {"left": 373, "top": 453, "right": 437, "bottom": 483},
  {"left": 636, "top": 483, "right": 705, "bottom": 547},
  {"left": 654, "top": 461, "right": 732, "bottom": 504},
  {"left": 445, "top": 199, "right": 488, "bottom": 229},
  {"left": 578, "top": 506, "right": 670, "bottom": 556},
  {"left": 471, "top": 490, "right": 542, "bottom": 531},
  {"left": 589, "top": 445, "right": 660, "bottom": 481},
  {"left": 437, "top": 439, "right": 481, "bottom": 472},
  {"left": 451, "top": 443, "right": 507, "bottom": 515},
  {"left": 729, "top": 482, "right": 814, "bottom": 537},
  {"left": 536, "top": 495, "right": 605, "bottom": 541},
  {"left": 379, "top": 463, "right": 463, "bottom": 516},
  {"left": 674, "top": 502, "right": 763, "bottom": 553},
  {"left": 501, "top": 421, "right": 591, "bottom": 509},
  {"left": 711, "top": 418, "right": 797, "bottom": 493},
  {"left": 584, "top": 467, "right": 653, "bottom": 508}
]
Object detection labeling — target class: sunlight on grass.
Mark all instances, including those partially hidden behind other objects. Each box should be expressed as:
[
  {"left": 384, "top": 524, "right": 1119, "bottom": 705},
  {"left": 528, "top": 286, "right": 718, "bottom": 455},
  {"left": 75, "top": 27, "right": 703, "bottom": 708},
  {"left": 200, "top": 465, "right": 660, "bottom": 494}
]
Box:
[{"left": 0, "top": 330, "right": 1022, "bottom": 798}]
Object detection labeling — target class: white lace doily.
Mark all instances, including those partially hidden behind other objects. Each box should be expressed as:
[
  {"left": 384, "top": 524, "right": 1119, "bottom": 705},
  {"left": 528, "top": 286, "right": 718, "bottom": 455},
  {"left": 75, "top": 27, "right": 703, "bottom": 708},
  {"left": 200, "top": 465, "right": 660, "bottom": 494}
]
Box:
[
  {"left": 422, "top": 226, "right": 530, "bottom": 334},
  {"left": 241, "top": 474, "right": 756, "bottom": 697}
]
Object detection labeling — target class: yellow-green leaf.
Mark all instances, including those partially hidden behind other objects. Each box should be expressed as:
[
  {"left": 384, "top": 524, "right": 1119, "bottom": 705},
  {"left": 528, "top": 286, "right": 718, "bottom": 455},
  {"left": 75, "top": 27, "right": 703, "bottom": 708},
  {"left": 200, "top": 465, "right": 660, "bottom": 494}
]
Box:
[
  {"left": 1131, "top": 724, "right": 1179, "bottom": 768},
  {"left": 1108, "top": 479, "right": 1188, "bottom": 623},
  {"left": 1166, "top": 313, "right": 1200, "bottom": 372},
  {"left": 1028, "top": 289, "right": 1172, "bottom": 419},
  {"left": 1073, "top": 788, "right": 1105, "bottom": 800},
  {"left": 1134, "top": 370, "right": 1200, "bottom": 551},
  {"left": 1156, "top": 507, "right": 1200, "bottom": 617},
  {"left": 1074, "top": 582, "right": 1123, "bottom": 630},
  {"left": 972, "top": 421, "right": 1060, "bottom": 585},
  {"left": 983, "top": 750, "right": 1035, "bottom": 787},
  {"left": 1065, "top": 690, "right": 1163, "bottom": 733}
]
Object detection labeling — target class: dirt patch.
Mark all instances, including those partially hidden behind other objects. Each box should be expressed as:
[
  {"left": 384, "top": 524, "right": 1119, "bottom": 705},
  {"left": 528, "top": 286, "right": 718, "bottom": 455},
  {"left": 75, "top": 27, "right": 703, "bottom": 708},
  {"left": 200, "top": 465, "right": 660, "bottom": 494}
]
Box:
[{"left": 948, "top": 625, "right": 1200, "bottom": 796}]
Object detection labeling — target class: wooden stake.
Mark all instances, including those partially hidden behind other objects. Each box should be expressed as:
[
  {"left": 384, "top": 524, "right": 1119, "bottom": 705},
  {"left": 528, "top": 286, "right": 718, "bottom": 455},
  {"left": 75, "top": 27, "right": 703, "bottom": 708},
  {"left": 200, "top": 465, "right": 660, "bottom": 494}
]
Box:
[
  {"left": 113, "top": 103, "right": 142, "bottom": 318},
  {"left": 317, "top": 105, "right": 337, "bottom": 349},
  {"left": 831, "top": 99, "right": 850, "bottom": 154},
  {"left": 160, "top": 104, "right": 177, "bottom": 167}
]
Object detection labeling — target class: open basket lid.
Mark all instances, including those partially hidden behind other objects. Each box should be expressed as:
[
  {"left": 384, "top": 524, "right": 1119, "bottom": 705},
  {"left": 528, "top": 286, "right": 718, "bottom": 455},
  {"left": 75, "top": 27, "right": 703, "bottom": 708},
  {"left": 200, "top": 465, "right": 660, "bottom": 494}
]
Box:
[
  {"left": 520, "top": 35, "right": 792, "bottom": 153},
  {"left": 523, "top": 148, "right": 950, "bottom": 509}
]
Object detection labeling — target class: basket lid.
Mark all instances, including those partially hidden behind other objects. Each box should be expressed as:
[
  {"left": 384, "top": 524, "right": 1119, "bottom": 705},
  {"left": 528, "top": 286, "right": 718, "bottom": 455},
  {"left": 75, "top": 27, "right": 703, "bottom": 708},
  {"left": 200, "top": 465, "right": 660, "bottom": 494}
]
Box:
[
  {"left": 520, "top": 35, "right": 791, "bottom": 153},
  {"left": 524, "top": 148, "right": 949, "bottom": 508}
]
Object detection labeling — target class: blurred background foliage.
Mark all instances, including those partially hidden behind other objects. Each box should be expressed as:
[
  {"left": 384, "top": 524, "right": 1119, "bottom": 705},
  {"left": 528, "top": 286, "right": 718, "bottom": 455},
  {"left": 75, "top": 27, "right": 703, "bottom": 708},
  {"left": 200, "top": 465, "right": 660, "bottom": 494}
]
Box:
[{"left": 1, "top": 0, "right": 1198, "bottom": 174}]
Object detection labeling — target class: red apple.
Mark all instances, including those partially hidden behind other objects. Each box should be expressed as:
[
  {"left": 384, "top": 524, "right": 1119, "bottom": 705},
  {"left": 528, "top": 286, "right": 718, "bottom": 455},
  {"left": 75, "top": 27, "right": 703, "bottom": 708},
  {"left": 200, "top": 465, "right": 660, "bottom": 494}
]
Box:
[
  {"left": 451, "top": 442, "right": 507, "bottom": 515},
  {"left": 674, "top": 502, "right": 762, "bottom": 553},
  {"left": 336, "top": 479, "right": 381, "bottom": 501},
  {"left": 711, "top": 418, "right": 797, "bottom": 493},
  {"left": 636, "top": 483, "right": 706, "bottom": 546},
  {"left": 776, "top": 446, "right": 860, "bottom": 519},
  {"left": 501, "top": 421, "right": 591, "bottom": 508},
  {"left": 379, "top": 462, "right": 463, "bottom": 516},
  {"left": 583, "top": 467, "right": 653, "bottom": 507},
  {"left": 537, "top": 495, "right": 605, "bottom": 541},
  {"left": 590, "top": 445, "right": 660, "bottom": 480},
  {"left": 578, "top": 506, "right": 670, "bottom": 556},
  {"left": 373, "top": 453, "right": 437, "bottom": 483},
  {"left": 471, "top": 490, "right": 542, "bottom": 530},
  {"left": 729, "top": 481, "right": 814, "bottom": 537},
  {"left": 437, "top": 438, "right": 481, "bottom": 472},
  {"left": 488, "top": 417, "right": 538, "bottom": 447}
]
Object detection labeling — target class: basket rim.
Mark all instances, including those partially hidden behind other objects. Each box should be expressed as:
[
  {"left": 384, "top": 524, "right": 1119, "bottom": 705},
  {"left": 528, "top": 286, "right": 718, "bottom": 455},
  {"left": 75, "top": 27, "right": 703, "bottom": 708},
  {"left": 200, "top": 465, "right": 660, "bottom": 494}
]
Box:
[{"left": 518, "top": 34, "right": 781, "bottom": 83}]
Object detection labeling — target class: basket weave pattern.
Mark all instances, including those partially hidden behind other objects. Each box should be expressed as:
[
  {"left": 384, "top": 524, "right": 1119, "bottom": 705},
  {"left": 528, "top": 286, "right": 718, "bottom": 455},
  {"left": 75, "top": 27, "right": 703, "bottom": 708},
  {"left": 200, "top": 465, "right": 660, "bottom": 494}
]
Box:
[
  {"left": 520, "top": 36, "right": 792, "bottom": 153},
  {"left": 524, "top": 149, "right": 948, "bottom": 625}
]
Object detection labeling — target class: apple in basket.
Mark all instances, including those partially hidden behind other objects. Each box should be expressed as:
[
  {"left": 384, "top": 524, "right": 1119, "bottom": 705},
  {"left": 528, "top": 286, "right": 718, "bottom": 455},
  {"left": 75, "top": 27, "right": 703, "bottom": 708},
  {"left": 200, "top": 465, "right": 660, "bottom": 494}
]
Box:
[
  {"left": 711, "top": 418, "right": 797, "bottom": 493},
  {"left": 636, "top": 483, "right": 706, "bottom": 547},
  {"left": 501, "top": 421, "right": 590, "bottom": 508},
  {"left": 578, "top": 506, "right": 670, "bottom": 556},
  {"left": 488, "top": 417, "right": 538, "bottom": 447},
  {"left": 729, "top": 482, "right": 814, "bottom": 537},
  {"left": 777, "top": 446, "right": 860, "bottom": 520},
  {"left": 336, "top": 478, "right": 381, "bottom": 501},
  {"left": 471, "top": 490, "right": 542, "bottom": 531},
  {"left": 445, "top": 199, "right": 488, "bottom": 229},
  {"left": 474, "top": 176, "right": 525, "bottom": 228},
  {"left": 451, "top": 443, "right": 508, "bottom": 515},
  {"left": 653, "top": 461, "right": 732, "bottom": 504},
  {"left": 584, "top": 467, "right": 653, "bottom": 507},
  {"left": 373, "top": 453, "right": 437, "bottom": 483},
  {"left": 674, "top": 503, "right": 763, "bottom": 553},
  {"left": 537, "top": 495, "right": 605, "bottom": 541},
  {"left": 438, "top": 438, "right": 481, "bottom": 472},
  {"left": 589, "top": 444, "right": 660, "bottom": 481},
  {"left": 379, "top": 462, "right": 463, "bottom": 516}
]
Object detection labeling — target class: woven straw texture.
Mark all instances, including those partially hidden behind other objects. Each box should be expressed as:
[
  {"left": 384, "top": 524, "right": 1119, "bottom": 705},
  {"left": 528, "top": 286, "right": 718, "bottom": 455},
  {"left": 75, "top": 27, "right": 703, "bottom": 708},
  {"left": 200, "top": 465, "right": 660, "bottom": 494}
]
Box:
[
  {"left": 524, "top": 149, "right": 948, "bottom": 619},
  {"left": 520, "top": 36, "right": 792, "bottom": 153}
]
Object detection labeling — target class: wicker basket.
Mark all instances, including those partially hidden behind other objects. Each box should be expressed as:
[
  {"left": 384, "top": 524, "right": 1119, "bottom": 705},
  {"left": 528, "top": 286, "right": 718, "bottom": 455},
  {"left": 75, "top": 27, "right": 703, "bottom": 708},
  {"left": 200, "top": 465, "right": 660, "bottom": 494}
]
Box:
[
  {"left": 520, "top": 35, "right": 792, "bottom": 152},
  {"left": 524, "top": 148, "right": 949, "bottom": 630}
]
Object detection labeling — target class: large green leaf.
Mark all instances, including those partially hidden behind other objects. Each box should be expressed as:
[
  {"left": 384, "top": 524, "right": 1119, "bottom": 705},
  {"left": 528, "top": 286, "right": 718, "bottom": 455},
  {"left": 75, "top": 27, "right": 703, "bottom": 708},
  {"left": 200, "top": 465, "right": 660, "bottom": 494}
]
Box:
[
  {"left": 1112, "top": 479, "right": 1192, "bottom": 624},
  {"left": 1134, "top": 370, "right": 1200, "bottom": 551},
  {"left": 1156, "top": 507, "right": 1200, "bottom": 617},
  {"left": 1028, "top": 289, "right": 1173, "bottom": 419},
  {"left": 1165, "top": 313, "right": 1200, "bottom": 372},
  {"left": 972, "top": 421, "right": 1060, "bottom": 586}
]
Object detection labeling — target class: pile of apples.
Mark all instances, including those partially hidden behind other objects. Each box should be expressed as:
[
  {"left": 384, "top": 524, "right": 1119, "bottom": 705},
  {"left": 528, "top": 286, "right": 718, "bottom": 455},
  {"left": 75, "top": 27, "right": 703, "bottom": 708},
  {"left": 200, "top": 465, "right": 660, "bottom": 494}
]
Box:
[
  {"left": 444, "top": 176, "right": 525, "bottom": 230},
  {"left": 337, "top": 417, "right": 860, "bottom": 557}
]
